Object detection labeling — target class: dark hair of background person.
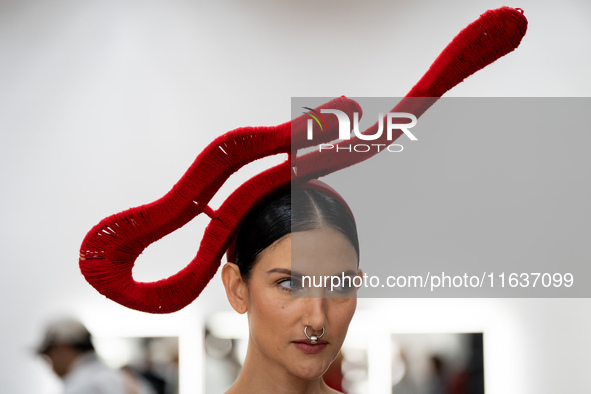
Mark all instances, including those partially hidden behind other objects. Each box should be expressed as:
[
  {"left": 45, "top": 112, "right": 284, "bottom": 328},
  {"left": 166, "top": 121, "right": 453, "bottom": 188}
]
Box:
[
  {"left": 36, "top": 319, "right": 95, "bottom": 356},
  {"left": 234, "top": 188, "right": 359, "bottom": 281}
]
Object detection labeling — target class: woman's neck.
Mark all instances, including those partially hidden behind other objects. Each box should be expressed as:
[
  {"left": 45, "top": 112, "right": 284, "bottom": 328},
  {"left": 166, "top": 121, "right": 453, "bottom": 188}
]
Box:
[{"left": 226, "top": 339, "right": 337, "bottom": 394}]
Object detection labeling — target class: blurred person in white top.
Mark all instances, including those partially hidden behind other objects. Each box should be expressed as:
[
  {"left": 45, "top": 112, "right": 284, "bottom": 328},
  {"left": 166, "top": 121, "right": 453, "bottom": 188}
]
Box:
[{"left": 36, "top": 317, "right": 156, "bottom": 394}]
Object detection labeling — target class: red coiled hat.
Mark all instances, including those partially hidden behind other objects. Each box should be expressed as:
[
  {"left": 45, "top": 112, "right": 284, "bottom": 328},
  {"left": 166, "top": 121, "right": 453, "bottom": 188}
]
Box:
[{"left": 79, "top": 7, "right": 527, "bottom": 313}]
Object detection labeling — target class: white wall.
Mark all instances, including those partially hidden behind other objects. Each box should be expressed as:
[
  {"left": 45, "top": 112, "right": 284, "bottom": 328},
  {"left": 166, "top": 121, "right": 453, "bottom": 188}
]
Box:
[{"left": 1, "top": 1, "right": 590, "bottom": 393}]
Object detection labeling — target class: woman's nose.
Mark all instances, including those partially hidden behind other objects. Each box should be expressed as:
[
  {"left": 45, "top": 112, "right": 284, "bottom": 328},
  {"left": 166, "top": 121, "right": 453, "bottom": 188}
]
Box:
[{"left": 301, "top": 296, "right": 327, "bottom": 332}]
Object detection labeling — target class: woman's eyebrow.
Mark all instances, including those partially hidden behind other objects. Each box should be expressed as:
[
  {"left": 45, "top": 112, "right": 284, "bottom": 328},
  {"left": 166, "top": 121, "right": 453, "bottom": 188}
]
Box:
[
  {"left": 267, "top": 268, "right": 358, "bottom": 277},
  {"left": 266, "top": 268, "right": 302, "bottom": 276}
]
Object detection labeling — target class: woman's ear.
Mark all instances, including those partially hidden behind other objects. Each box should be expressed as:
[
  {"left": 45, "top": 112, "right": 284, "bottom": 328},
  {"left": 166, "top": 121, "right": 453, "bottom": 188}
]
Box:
[{"left": 221, "top": 263, "right": 248, "bottom": 314}]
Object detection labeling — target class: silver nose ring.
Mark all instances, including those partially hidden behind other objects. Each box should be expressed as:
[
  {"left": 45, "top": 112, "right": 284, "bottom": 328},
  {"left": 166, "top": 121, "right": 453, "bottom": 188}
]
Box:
[{"left": 304, "top": 326, "right": 325, "bottom": 343}]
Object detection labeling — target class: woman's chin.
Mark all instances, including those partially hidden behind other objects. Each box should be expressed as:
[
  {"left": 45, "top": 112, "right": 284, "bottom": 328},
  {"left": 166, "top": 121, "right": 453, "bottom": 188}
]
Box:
[{"left": 290, "top": 361, "right": 331, "bottom": 381}]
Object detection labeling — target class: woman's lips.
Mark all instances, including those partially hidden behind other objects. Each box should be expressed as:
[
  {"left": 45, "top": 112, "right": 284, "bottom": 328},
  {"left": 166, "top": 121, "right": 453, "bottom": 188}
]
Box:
[{"left": 292, "top": 341, "right": 328, "bottom": 354}]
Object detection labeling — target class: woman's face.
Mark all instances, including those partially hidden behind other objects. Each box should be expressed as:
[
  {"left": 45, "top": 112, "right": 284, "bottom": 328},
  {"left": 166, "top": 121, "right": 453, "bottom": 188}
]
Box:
[{"left": 243, "top": 227, "right": 359, "bottom": 381}]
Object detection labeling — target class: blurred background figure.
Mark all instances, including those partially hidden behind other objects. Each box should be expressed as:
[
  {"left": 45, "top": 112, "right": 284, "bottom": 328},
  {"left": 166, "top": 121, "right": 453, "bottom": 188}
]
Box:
[
  {"left": 426, "top": 355, "right": 447, "bottom": 394},
  {"left": 391, "top": 333, "right": 484, "bottom": 394},
  {"left": 36, "top": 317, "right": 156, "bottom": 394},
  {"left": 128, "top": 337, "right": 179, "bottom": 394}
]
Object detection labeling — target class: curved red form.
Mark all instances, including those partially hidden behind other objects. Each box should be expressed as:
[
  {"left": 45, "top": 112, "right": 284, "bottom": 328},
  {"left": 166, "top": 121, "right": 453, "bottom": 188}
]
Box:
[
  {"left": 79, "top": 97, "right": 361, "bottom": 313},
  {"left": 80, "top": 7, "right": 527, "bottom": 313}
]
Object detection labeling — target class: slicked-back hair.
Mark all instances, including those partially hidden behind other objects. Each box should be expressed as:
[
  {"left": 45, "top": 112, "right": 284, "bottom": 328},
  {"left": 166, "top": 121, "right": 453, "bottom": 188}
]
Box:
[{"left": 234, "top": 188, "right": 359, "bottom": 281}]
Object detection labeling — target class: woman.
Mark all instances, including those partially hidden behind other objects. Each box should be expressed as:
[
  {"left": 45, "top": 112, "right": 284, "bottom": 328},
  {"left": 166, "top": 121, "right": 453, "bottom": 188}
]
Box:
[{"left": 222, "top": 183, "right": 361, "bottom": 393}]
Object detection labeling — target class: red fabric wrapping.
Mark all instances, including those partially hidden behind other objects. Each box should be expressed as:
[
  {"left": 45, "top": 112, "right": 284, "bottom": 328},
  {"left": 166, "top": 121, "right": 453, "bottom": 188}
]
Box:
[
  {"left": 79, "top": 97, "right": 361, "bottom": 313},
  {"left": 80, "top": 7, "right": 527, "bottom": 314},
  {"left": 293, "top": 7, "right": 527, "bottom": 181}
]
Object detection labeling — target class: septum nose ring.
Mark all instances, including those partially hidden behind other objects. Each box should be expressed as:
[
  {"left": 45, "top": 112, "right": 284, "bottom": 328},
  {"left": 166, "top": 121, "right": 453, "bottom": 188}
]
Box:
[{"left": 304, "top": 326, "right": 325, "bottom": 344}]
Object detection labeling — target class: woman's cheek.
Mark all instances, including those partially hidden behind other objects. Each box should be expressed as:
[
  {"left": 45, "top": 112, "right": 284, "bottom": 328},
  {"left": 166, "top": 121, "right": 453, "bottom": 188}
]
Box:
[
  {"left": 331, "top": 299, "right": 357, "bottom": 328},
  {"left": 258, "top": 293, "right": 291, "bottom": 320}
]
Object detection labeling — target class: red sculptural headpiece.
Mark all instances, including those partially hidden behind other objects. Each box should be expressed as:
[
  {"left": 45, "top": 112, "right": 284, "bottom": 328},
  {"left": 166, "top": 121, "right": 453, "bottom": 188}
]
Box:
[{"left": 79, "top": 7, "right": 527, "bottom": 313}]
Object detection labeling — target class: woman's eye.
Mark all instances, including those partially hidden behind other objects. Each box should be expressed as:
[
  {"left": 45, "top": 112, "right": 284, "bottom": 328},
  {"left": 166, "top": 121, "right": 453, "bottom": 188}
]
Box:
[
  {"left": 278, "top": 277, "right": 302, "bottom": 292},
  {"left": 278, "top": 279, "right": 292, "bottom": 290},
  {"left": 330, "top": 278, "right": 356, "bottom": 295},
  {"left": 332, "top": 283, "right": 351, "bottom": 293}
]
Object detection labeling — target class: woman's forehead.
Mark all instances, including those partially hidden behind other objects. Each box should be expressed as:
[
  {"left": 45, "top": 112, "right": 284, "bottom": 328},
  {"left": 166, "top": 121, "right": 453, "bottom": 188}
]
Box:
[{"left": 253, "top": 228, "right": 358, "bottom": 276}]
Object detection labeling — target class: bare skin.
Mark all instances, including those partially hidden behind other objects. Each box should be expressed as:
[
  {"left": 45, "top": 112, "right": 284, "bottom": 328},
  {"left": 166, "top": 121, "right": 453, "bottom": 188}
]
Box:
[{"left": 222, "top": 228, "right": 360, "bottom": 394}]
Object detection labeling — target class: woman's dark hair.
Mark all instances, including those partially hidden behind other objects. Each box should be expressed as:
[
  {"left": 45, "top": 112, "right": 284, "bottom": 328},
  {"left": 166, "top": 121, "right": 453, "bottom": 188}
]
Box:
[{"left": 234, "top": 187, "right": 359, "bottom": 281}]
